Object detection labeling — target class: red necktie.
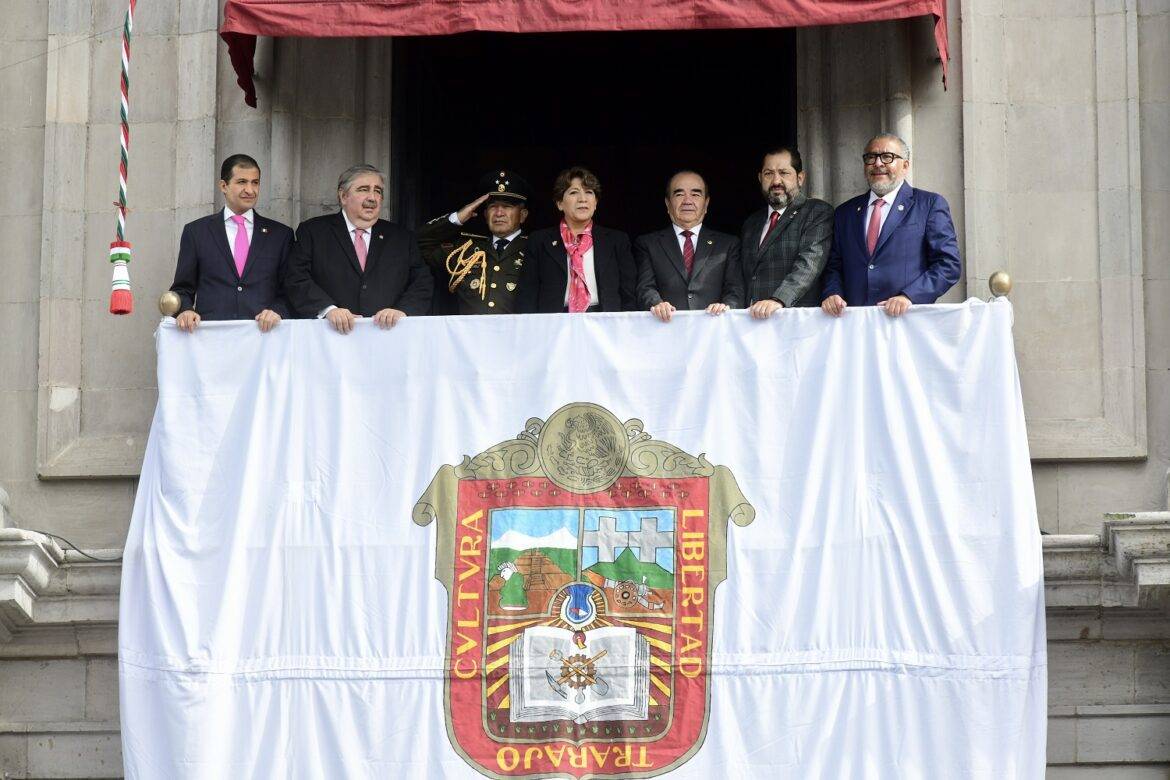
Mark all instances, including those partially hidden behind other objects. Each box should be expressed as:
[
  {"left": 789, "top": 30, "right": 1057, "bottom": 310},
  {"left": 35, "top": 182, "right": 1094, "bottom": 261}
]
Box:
[
  {"left": 760, "top": 209, "right": 781, "bottom": 247},
  {"left": 681, "top": 230, "right": 695, "bottom": 276},
  {"left": 353, "top": 228, "right": 367, "bottom": 271},
  {"left": 866, "top": 200, "right": 885, "bottom": 256}
]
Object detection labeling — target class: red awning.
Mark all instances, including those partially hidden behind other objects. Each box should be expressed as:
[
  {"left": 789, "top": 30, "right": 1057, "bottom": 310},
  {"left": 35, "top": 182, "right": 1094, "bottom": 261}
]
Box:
[{"left": 221, "top": 0, "right": 948, "bottom": 107}]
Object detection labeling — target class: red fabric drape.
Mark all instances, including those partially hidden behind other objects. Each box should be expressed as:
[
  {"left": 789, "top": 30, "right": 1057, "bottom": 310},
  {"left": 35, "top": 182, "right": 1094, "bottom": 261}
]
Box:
[{"left": 221, "top": 0, "right": 948, "bottom": 107}]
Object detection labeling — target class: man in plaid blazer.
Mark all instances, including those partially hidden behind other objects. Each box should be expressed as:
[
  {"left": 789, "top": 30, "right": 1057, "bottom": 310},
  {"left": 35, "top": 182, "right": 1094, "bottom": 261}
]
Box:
[{"left": 739, "top": 147, "right": 834, "bottom": 318}]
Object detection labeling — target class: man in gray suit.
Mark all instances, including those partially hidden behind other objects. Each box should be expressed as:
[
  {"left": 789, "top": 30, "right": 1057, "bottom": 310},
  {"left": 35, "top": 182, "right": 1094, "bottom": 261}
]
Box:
[
  {"left": 739, "top": 148, "right": 833, "bottom": 318},
  {"left": 634, "top": 170, "right": 743, "bottom": 322}
]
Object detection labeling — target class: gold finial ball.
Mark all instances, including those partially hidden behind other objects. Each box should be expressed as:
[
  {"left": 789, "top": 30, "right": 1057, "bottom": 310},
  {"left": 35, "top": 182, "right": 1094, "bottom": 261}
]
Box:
[
  {"left": 158, "top": 291, "right": 181, "bottom": 317},
  {"left": 989, "top": 271, "right": 1013, "bottom": 297}
]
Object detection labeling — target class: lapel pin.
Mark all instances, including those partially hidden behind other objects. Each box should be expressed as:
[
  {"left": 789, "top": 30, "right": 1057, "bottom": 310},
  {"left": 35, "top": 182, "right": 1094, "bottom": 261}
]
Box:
[
  {"left": 378, "top": 234, "right": 384, "bottom": 239},
  {"left": 706, "top": 240, "right": 713, "bottom": 245},
  {"left": 261, "top": 227, "right": 268, "bottom": 234},
  {"left": 552, "top": 240, "right": 559, "bottom": 246},
  {"left": 856, "top": 206, "right": 862, "bottom": 212},
  {"left": 897, "top": 204, "right": 904, "bottom": 211}
]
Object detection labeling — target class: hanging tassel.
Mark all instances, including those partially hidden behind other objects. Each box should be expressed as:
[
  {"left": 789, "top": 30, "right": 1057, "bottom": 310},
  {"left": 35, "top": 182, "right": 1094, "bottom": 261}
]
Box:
[
  {"left": 109, "top": 241, "right": 133, "bottom": 314},
  {"left": 108, "top": 0, "right": 136, "bottom": 316}
]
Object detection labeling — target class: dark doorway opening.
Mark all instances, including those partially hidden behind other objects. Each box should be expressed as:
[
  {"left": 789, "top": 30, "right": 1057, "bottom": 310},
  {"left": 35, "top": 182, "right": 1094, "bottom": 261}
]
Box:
[{"left": 391, "top": 28, "right": 798, "bottom": 240}]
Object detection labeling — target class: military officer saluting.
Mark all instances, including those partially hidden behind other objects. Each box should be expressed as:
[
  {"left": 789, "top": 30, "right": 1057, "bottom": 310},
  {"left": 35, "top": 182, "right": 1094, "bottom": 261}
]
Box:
[{"left": 418, "top": 170, "right": 531, "bottom": 314}]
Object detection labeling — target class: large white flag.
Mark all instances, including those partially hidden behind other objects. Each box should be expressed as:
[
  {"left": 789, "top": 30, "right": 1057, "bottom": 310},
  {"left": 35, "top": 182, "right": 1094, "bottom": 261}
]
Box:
[{"left": 120, "top": 301, "right": 1046, "bottom": 779}]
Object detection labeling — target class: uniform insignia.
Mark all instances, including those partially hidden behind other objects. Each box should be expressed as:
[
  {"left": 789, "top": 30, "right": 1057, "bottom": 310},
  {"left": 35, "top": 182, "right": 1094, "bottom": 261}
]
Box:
[
  {"left": 470, "top": 279, "right": 481, "bottom": 290},
  {"left": 515, "top": 258, "right": 524, "bottom": 267},
  {"left": 506, "top": 282, "right": 516, "bottom": 291},
  {"left": 414, "top": 403, "right": 754, "bottom": 779},
  {"left": 441, "top": 242, "right": 454, "bottom": 249},
  {"left": 498, "top": 184, "right": 506, "bottom": 192}
]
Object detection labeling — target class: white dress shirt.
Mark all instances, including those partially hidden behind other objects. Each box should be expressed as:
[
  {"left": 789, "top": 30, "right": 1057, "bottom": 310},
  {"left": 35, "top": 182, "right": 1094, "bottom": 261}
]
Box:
[
  {"left": 864, "top": 179, "right": 906, "bottom": 240},
  {"left": 223, "top": 207, "right": 255, "bottom": 245},
  {"left": 342, "top": 211, "right": 372, "bottom": 252},
  {"left": 673, "top": 222, "right": 702, "bottom": 254}
]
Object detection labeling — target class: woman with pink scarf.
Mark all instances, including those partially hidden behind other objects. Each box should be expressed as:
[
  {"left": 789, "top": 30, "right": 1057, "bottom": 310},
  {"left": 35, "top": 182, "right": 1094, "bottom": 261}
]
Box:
[{"left": 517, "top": 167, "right": 636, "bottom": 313}]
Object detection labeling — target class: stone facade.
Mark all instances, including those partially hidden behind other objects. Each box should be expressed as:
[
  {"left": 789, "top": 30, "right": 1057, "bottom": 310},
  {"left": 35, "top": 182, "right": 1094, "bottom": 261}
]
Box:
[{"left": 0, "top": 0, "right": 1167, "bottom": 776}]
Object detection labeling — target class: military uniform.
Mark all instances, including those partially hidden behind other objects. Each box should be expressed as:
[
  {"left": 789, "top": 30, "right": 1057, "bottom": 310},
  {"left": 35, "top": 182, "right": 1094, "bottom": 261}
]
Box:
[{"left": 418, "top": 170, "right": 530, "bottom": 315}]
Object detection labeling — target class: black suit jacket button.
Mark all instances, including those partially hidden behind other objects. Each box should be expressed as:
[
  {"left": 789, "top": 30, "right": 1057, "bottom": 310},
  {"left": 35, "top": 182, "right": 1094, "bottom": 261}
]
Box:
[
  {"left": 687, "top": 293, "right": 694, "bottom": 299},
  {"left": 362, "top": 284, "right": 368, "bottom": 290}
]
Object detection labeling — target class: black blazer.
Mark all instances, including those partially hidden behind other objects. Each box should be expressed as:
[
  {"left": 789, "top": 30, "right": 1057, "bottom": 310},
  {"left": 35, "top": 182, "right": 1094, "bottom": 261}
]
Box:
[
  {"left": 169, "top": 211, "right": 294, "bottom": 319},
  {"left": 634, "top": 225, "right": 743, "bottom": 310},
  {"left": 286, "top": 212, "right": 433, "bottom": 317},
  {"left": 516, "top": 225, "right": 636, "bottom": 313}
]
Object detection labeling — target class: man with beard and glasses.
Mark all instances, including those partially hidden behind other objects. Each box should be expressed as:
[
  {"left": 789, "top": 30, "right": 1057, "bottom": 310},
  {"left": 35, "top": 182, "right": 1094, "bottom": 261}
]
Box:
[
  {"left": 417, "top": 170, "right": 531, "bottom": 315},
  {"left": 738, "top": 147, "right": 833, "bottom": 319},
  {"left": 821, "top": 134, "right": 961, "bottom": 318},
  {"left": 286, "top": 164, "right": 432, "bottom": 334}
]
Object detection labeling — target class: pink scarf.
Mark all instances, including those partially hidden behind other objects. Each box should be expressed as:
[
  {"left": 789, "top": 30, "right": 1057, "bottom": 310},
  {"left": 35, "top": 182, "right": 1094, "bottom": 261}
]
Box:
[{"left": 560, "top": 219, "right": 594, "bottom": 313}]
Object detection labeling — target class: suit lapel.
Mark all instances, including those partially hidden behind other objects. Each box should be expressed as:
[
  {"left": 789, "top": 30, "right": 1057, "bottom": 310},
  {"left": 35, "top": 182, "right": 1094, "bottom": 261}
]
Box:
[
  {"left": 743, "top": 209, "right": 766, "bottom": 273},
  {"left": 549, "top": 235, "right": 569, "bottom": 286},
  {"left": 758, "top": 193, "right": 806, "bottom": 254},
  {"left": 206, "top": 211, "right": 239, "bottom": 280},
  {"left": 364, "top": 220, "right": 387, "bottom": 274},
  {"left": 873, "top": 184, "right": 914, "bottom": 257},
  {"left": 657, "top": 228, "right": 688, "bottom": 281},
  {"left": 328, "top": 212, "right": 364, "bottom": 276},
  {"left": 690, "top": 228, "right": 715, "bottom": 280},
  {"left": 240, "top": 213, "right": 270, "bottom": 280}
]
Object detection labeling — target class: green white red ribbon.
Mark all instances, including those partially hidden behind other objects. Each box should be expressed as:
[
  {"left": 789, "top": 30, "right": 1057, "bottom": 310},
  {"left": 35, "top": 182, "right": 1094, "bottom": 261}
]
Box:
[{"left": 108, "top": 0, "right": 136, "bottom": 315}]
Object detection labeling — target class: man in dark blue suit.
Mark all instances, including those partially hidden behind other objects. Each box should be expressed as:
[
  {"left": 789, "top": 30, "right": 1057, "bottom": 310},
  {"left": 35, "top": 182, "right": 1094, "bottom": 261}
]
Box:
[
  {"left": 821, "top": 134, "right": 961, "bottom": 318},
  {"left": 169, "top": 154, "right": 294, "bottom": 332}
]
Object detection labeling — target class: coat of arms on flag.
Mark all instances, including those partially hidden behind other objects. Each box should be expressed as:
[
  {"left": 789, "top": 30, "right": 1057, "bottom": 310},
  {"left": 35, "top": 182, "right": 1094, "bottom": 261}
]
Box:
[{"left": 414, "top": 402, "right": 755, "bottom": 778}]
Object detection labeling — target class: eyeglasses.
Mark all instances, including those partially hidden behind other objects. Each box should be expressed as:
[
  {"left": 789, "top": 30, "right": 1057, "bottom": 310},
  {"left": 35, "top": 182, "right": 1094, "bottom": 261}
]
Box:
[{"left": 862, "top": 152, "right": 905, "bottom": 165}]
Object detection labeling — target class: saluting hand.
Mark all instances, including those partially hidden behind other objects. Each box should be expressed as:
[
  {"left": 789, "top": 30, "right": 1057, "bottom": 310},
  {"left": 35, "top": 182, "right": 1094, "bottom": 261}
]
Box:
[{"left": 456, "top": 193, "right": 492, "bottom": 225}]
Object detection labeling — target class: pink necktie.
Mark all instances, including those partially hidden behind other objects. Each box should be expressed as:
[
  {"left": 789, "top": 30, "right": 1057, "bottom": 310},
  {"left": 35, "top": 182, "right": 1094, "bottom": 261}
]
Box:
[
  {"left": 230, "top": 214, "right": 249, "bottom": 277},
  {"left": 866, "top": 199, "right": 885, "bottom": 256},
  {"left": 353, "top": 228, "right": 367, "bottom": 271}
]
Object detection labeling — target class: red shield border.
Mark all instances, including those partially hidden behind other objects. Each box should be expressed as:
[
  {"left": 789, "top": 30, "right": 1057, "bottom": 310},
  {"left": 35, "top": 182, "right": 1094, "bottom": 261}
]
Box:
[{"left": 446, "top": 475, "right": 713, "bottom": 779}]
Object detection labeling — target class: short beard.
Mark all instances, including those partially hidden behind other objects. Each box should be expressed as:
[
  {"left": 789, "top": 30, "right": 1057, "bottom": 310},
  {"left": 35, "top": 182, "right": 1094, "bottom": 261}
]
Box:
[
  {"left": 868, "top": 177, "right": 899, "bottom": 197},
  {"left": 766, "top": 189, "right": 793, "bottom": 209}
]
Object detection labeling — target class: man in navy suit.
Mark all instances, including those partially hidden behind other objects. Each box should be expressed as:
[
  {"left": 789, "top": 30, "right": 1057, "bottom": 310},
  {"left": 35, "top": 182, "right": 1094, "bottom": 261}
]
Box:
[
  {"left": 285, "top": 164, "right": 432, "bottom": 334},
  {"left": 169, "top": 154, "right": 294, "bottom": 332},
  {"left": 821, "top": 134, "right": 961, "bottom": 318}
]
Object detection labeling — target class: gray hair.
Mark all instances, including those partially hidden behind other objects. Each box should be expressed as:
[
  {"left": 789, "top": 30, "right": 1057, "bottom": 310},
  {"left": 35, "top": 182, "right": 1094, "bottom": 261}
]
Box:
[
  {"left": 337, "top": 164, "right": 386, "bottom": 195},
  {"left": 866, "top": 133, "right": 910, "bottom": 160}
]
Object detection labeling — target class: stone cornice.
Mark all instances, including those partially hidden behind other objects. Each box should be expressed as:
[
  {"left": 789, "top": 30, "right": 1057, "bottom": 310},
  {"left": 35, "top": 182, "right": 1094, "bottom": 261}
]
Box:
[
  {"left": 1044, "top": 514, "right": 1170, "bottom": 611},
  {"left": 0, "top": 529, "right": 121, "bottom": 644}
]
